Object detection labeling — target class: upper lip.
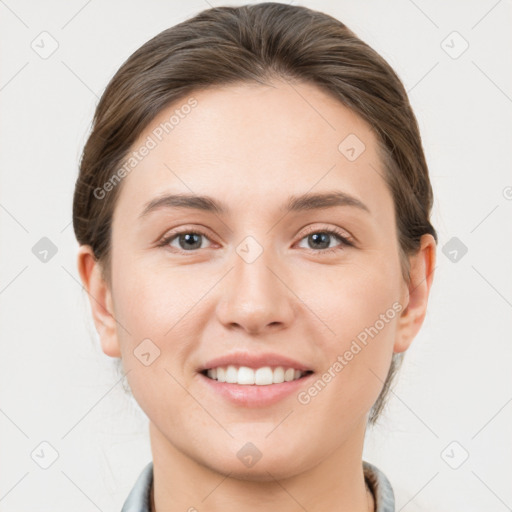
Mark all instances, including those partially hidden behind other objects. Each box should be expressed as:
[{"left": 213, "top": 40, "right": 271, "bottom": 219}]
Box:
[{"left": 198, "top": 352, "right": 314, "bottom": 372}]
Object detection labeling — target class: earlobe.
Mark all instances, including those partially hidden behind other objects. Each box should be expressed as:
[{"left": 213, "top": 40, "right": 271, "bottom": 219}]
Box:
[
  {"left": 394, "top": 234, "right": 437, "bottom": 354},
  {"left": 77, "top": 246, "right": 121, "bottom": 358}
]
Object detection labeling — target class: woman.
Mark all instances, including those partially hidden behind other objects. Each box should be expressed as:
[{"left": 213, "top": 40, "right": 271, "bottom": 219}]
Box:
[{"left": 73, "top": 3, "right": 437, "bottom": 511}]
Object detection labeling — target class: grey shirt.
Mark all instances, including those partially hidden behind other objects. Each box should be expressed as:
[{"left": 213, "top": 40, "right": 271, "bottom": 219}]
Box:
[{"left": 121, "top": 459, "right": 395, "bottom": 512}]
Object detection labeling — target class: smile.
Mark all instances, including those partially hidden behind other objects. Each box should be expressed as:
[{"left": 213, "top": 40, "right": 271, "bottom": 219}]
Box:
[{"left": 202, "top": 365, "right": 314, "bottom": 385}]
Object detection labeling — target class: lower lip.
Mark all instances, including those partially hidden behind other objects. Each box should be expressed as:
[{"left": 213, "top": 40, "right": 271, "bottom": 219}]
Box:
[{"left": 198, "top": 372, "right": 315, "bottom": 408}]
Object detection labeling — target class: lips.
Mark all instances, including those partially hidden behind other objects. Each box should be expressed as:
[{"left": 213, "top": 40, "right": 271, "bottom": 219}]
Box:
[
  {"left": 197, "top": 351, "right": 314, "bottom": 373},
  {"left": 199, "top": 368, "right": 316, "bottom": 407}
]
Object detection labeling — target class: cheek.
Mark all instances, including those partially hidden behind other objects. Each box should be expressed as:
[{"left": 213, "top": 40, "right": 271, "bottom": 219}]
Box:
[
  {"left": 316, "top": 256, "right": 401, "bottom": 344},
  {"left": 111, "top": 256, "right": 211, "bottom": 399},
  {"left": 112, "top": 251, "right": 201, "bottom": 338},
  {"left": 111, "top": 260, "right": 204, "bottom": 426},
  {"left": 307, "top": 259, "right": 401, "bottom": 402}
]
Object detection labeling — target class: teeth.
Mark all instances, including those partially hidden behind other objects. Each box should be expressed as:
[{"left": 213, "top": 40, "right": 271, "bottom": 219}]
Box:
[
  {"left": 226, "top": 365, "right": 238, "bottom": 383},
  {"left": 205, "top": 365, "right": 307, "bottom": 385},
  {"left": 216, "top": 367, "right": 225, "bottom": 382}
]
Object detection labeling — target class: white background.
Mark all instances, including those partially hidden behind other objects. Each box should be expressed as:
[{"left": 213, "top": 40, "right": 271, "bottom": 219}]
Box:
[{"left": 0, "top": 1, "right": 511, "bottom": 511}]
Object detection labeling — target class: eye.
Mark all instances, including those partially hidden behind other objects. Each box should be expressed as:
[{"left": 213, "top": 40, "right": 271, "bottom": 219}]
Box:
[
  {"left": 296, "top": 226, "right": 354, "bottom": 254},
  {"left": 157, "top": 225, "right": 354, "bottom": 255},
  {"left": 158, "top": 229, "right": 213, "bottom": 253}
]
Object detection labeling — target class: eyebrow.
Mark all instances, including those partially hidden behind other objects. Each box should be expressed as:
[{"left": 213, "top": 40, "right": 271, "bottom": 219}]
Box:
[{"left": 138, "top": 190, "right": 371, "bottom": 219}]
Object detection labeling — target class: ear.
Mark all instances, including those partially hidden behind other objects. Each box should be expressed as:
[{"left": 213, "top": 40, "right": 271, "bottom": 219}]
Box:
[
  {"left": 394, "top": 234, "right": 437, "bottom": 353},
  {"left": 77, "top": 245, "right": 121, "bottom": 358}
]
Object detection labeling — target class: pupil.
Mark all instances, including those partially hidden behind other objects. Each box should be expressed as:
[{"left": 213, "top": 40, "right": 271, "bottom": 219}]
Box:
[
  {"left": 310, "top": 233, "right": 329, "bottom": 249},
  {"left": 180, "top": 233, "right": 201, "bottom": 250}
]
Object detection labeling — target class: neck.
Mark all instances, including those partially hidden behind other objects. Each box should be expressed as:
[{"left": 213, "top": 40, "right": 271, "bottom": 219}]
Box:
[{"left": 149, "top": 420, "right": 374, "bottom": 512}]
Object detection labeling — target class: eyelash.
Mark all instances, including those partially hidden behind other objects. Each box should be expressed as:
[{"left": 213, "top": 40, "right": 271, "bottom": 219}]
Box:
[{"left": 157, "top": 225, "right": 354, "bottom": 256}]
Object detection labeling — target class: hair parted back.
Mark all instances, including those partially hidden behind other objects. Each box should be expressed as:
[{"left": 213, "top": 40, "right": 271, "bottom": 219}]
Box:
[{"left": 73, "top": 2, "right": 437, "bottom": 426}]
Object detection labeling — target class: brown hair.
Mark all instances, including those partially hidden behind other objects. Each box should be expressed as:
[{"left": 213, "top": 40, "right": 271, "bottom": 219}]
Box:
[{"left": 73, "top": 2, "right": 437, "bottom": 426}]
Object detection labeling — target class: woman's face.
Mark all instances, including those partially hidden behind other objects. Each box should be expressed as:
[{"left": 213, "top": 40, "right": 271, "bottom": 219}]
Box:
[{"left": 95, "top": 80, "right": 422, "bottom": 478}]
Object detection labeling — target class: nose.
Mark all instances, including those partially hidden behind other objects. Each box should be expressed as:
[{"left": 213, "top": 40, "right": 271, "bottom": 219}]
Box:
[{"left": 215, "top": 245, "right": 295, "bottom": 335}]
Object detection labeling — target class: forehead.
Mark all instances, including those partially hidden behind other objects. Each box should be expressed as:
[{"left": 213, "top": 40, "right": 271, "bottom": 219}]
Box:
[{"left": 113, "top": 79, "right": 392, "bottom": 222}]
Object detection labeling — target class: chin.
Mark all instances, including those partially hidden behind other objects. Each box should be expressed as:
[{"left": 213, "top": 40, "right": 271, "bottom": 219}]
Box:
[
  {"left": 211, "top": 461, "right": 298, "bottom": 483},
  {"left": 200, "top": 445, "right": 308, "bottom": 482}
]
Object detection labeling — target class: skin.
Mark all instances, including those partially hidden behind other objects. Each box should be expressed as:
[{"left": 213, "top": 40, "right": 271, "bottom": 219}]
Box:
[{"left": 78, "top": 79, "right": 436, "bottom": 512}]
